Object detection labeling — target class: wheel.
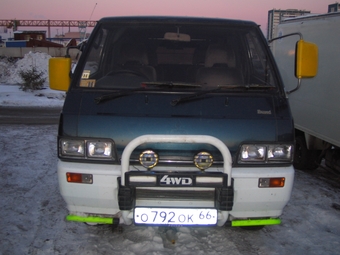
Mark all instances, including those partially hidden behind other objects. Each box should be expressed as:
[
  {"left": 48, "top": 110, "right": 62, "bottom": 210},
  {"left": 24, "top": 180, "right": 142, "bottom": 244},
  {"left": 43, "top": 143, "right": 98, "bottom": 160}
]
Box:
[
  {"left": 294, "top": 136, "right": 321, "bottom": 170},
  {"left": 325, "top": 149, "right": 340, "bottom": 172}
]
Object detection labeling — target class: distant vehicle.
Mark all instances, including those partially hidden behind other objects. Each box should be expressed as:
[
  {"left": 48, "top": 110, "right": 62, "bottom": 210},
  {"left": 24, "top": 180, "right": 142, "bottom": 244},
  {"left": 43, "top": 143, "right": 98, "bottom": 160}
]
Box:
[
  {"left": 272, "top": 12, "right": 340, "bottom": 171},
  {"left": 48, "top": 16, "right": 316, "bottom": 229}
]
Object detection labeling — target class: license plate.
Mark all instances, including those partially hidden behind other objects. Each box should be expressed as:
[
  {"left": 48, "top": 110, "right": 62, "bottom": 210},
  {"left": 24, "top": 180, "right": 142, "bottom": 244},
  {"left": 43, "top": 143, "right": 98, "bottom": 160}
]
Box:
[{"left": 134, "top": 207, "right": 217, "bottom": 225}]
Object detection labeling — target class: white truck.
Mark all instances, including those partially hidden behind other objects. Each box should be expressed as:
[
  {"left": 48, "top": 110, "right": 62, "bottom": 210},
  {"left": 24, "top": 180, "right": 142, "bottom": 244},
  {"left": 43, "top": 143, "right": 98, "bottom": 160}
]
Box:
[{"left": 272, "top": 12, "right": 340, "bottom": 171}]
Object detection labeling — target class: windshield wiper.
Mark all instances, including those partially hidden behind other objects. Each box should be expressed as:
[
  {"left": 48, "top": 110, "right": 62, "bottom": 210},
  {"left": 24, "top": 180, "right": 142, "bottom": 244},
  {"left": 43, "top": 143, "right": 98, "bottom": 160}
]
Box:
[
  {"left": 218, "top": 84, "right": 274, "bottom": 89},
  {"left": 171, "top": 84, "right": 274, "bottom": 106},
  {"left": 171, "top": 87, "right": 222, "bottom": 106},
  {"left": 94, "top": 88, "right": 142, "bottom": 104},
  {"left": 94, "top": 82, "right": 201, "bottom": 104}
]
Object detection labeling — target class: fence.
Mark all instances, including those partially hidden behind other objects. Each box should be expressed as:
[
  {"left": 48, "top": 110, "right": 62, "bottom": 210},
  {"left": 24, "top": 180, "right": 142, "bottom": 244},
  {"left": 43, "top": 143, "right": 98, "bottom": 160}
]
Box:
[{"left": 0, "top": 47, "right": 79, "bottom": 60}]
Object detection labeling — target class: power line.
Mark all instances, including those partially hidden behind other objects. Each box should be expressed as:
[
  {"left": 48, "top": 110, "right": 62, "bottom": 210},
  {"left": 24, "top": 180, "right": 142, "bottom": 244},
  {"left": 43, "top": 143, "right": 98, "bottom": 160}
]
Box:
[{"left": 0, "top": 19, "right": 97, "bottom": 28}]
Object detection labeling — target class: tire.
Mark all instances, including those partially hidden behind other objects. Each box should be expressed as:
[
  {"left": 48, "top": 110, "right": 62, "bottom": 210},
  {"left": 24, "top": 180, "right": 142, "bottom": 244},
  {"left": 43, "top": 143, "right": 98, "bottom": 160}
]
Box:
[
  {"left": 294, "top": 136, "right": 321, "bottom": 170},
  {"left": 325, "top": 149, "right": 340, "bottom": 172}
]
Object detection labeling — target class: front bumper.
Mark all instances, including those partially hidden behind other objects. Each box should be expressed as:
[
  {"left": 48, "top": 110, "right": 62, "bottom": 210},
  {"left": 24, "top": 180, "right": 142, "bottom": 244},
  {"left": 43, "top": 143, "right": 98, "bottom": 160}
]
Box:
[
  {"left": 58, "top": 162, "right": 294, "bottom": 226},
  {"left": 57, "top": 135, "right": 294, "bottom": 227}
]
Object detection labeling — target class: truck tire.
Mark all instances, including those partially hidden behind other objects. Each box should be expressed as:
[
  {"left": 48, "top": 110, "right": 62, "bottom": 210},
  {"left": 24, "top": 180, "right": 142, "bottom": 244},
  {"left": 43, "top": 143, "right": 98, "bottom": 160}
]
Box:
[
  {"left": 294, "top": 136, "right": 321, "bottom": 170},
  {"left": 325, "top": 149, "right": 340, "bottom": 172}
]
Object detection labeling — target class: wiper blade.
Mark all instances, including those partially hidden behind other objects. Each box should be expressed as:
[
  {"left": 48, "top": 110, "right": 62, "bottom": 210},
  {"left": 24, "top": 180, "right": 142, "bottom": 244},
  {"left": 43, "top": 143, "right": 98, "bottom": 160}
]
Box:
[
  {"left": 171, "top": 84, "right": 274, "bottom": 106},
  {"left": 171, "top": 87, "right": 222, "bottom": 106},
  {"left": 94, "top": 88, "right": 142, "bottom": 104},
  {"left": 142, "top": 81, "right": 202, "bottom": 88},
  {"left": 218, "top": 84, "right": 274, "bottom": 89}
]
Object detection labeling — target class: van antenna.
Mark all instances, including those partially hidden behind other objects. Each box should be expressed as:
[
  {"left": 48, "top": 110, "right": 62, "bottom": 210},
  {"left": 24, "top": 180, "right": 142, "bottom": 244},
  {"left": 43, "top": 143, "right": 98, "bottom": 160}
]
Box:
[
  {"left": 89, "top": 3, "right": 97, "bottom": 21},
  {"left": 83, "top": 3, "right": 97, "bottom": 41}
]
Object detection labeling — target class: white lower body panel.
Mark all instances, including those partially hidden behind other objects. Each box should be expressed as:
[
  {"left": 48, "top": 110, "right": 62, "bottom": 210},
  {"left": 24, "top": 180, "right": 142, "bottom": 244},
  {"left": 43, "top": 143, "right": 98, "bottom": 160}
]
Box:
[
  {"left": 230, "top": 166, "right": 294, "bottom": 218},
  {"left": 57, "top": 160, "right": 294, "bottom": 224},
  {"left": 57, "top": 160, "right": 121, "bottom": 215}
]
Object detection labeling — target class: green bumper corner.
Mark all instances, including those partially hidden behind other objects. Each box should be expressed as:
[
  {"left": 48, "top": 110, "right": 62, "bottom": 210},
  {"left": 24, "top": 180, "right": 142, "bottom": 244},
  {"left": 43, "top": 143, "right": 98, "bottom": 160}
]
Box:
[
  {"left": 66, "top": 215, "right": 116, "bottom": 224},
  {"left": 231, "top": 218, "right": 281, "bottom": 227}
]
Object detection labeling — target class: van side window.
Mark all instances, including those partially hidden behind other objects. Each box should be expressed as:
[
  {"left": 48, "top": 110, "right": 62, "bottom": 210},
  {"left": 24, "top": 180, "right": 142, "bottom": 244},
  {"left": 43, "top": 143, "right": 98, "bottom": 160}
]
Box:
[
  {"left": 246, "top": 33, "right": 276, "bottom": 86},
  {"left": 80, "top": 28, "right": 108, "bottom": 86}
]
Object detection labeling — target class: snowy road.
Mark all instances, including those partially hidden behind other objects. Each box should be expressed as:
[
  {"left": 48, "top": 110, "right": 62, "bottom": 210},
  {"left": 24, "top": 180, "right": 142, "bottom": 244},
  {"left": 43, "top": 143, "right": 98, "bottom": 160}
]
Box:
[
  {"left": 0, "top": 107, "right": 61, "bottom": 124},
  {"left": 1, "top": 124, "right": 340, "bottom": 255}
]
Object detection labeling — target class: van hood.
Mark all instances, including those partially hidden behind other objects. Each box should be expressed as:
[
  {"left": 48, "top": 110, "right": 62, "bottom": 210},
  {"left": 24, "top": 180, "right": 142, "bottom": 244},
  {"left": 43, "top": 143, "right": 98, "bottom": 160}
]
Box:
[{"left": 61, "top": 90, "right": 293, "bottom": 161}]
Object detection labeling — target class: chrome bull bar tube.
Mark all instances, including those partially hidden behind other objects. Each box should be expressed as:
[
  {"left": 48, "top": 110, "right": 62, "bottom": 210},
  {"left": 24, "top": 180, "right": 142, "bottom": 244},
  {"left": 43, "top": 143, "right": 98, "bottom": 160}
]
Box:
[
  {"left": 120, "top": 134, "right": 233, "bottom": 226},
  {"left": 121, "top": 134, "right": 232, "bottom": 185}
]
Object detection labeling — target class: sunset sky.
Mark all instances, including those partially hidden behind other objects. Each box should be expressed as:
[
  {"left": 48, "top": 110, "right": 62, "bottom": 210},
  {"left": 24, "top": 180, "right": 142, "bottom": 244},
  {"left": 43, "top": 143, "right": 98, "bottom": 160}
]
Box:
[{"left": 0, "top": 0, "right": 334, "bottom": 35}]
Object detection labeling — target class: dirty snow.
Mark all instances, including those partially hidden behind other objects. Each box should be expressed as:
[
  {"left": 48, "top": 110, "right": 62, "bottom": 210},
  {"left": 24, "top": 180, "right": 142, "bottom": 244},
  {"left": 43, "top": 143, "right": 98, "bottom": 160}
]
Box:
[
  {"left": 1, "top": 52, "right": 340, "bottom": 254},
  {"left": 0, "top": 52, "right": 64, "bottom": 107},
  {"left": 0, "top": 52, "right": 51, "bottom": 85}
]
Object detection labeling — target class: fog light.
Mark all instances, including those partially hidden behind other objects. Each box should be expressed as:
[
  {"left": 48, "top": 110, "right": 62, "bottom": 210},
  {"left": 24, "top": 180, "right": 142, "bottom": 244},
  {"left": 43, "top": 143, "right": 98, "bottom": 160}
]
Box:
[
  {"left": 259, "top": 178, "right": 285, "bottom": 188},
  {"left": 66, "top": 172, "right": 93, "bottom": 184},
  {"left": 194, "top": 152, "right": 213, "bottom": 170},
  {"left": 139, "top": 150, "right": 158, "bottom": 169}
]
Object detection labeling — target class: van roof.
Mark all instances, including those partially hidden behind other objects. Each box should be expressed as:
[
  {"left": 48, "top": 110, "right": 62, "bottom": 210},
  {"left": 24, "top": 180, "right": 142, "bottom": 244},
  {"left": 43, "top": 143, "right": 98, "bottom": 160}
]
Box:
[{"left": 98, "top": 16, "right": 258, "bottom": 28}]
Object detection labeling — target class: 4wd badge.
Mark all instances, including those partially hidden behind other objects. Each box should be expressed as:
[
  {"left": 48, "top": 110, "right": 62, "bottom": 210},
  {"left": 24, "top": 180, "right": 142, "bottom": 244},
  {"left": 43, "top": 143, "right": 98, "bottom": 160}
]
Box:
[{"left": 160, "top": 175, "right": 193, "bottom": 186}]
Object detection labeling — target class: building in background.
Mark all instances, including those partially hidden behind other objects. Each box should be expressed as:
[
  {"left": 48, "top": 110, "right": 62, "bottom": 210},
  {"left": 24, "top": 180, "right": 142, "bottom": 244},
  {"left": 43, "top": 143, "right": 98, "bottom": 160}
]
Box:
[
  {"left": 267, "top": 9, "right": 311, "bottom": 40},
  {"left": 5, "top": 30, "right": 64, "bottom": 48},
  {"left": 267, "top": 3, "right": 340, "bottom": 40},
  {"left": 328, "top": 2, "right": 340, "bottom": 12},
  {"left": 0, "top": 26, "right": 13, "bottom": 41},
  {"left": 14, "top": 30, "right": 46, "bottom": 41},
  {"left": 54, "top": 32, "right": 90, "bottom": 40}
]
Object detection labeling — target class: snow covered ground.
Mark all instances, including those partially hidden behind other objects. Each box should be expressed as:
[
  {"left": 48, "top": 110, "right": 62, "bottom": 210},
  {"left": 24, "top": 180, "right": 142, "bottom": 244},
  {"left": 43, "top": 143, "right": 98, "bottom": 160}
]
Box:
[
  {"left": 0, "top": 83, "right": 64, "bottom": 108},
  {"left": 1, "top": 52, "right": 340, "bottom": 254},
  {"left": 1, "top": 123, "right": 340, "bottom": 255}
]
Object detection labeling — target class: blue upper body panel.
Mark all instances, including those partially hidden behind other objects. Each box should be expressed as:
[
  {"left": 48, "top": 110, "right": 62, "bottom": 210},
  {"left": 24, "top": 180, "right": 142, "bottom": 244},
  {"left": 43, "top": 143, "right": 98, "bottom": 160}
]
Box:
[
  {"left": 61, "top": 89, "right": 293, "bottom": 162},
  {"left": 59, "top": 16, "right": 294, "bottom": 165}
]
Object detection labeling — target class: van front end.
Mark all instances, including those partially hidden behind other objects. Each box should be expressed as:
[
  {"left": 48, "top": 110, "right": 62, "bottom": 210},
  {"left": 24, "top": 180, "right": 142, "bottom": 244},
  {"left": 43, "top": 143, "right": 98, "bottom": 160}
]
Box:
[
  {"left": 58, "top": 134, "right": 294, "bottom": 228},
  {"left": 50, "top": 16, "right": 295, "bottom": 229}
]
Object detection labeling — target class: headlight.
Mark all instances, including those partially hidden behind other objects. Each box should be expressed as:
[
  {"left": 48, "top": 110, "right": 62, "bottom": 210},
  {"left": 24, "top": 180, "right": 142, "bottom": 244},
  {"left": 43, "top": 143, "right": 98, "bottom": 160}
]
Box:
[
  {"left": 60, "top": 139, "right": 85, "bottom": 157},
  {"left": 87, "top": 141, "right": 113, "bottom": 158},
  {"left": 59, "top": 138, "right": 115, "bottom": 160},
  {"left": 268, "top": 145, "right": 292, "bottom": 161},
  {"left": 240, "top": 145, "right": 266, "bottom": 162},
  {"left": 239, "top": 144, "right": 293, "bottom": 164}
]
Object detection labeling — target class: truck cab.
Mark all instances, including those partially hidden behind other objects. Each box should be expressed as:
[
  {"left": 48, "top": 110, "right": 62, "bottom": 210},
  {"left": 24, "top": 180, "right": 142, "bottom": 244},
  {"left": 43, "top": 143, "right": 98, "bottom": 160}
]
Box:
[{"left": 49, "top": 16, "right": 295, "bottom": 228}]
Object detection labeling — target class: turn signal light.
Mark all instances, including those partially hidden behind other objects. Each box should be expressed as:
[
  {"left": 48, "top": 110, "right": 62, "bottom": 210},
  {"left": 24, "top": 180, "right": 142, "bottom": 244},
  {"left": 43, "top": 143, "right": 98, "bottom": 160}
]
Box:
[
  {"left": 258, "top": 177, "right": 285, "bottom": 188},
  {"left": 66, "top": 172, "right": 93, "bottom": 184}
]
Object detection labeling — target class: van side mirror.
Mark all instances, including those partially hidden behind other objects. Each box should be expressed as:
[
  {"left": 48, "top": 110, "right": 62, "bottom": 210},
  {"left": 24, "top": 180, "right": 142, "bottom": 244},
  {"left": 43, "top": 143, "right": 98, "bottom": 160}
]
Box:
[
  {"left": 269, "top": 33, "right": 319, "bottom": 94},
  {"left": 295, "top": 39, "right": 318, "bottom": 79},
  {"left": 49, "top": 57, "right": 72, "bottom": 91}
]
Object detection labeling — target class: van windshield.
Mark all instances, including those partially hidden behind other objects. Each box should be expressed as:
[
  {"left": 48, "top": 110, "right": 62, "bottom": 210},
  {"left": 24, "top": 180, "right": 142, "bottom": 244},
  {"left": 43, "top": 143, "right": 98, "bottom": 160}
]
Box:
[{"left": 77, "top": 21, "right": 278, "bottom": 91}]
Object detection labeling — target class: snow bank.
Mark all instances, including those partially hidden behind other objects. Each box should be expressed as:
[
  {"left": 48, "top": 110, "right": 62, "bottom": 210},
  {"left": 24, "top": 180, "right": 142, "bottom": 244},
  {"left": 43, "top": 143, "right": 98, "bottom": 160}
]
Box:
[
  {"left": 0, "top": 52, "right": 64, "bottom": 107},
  {"left": 0, "top": 51, "right": 51, "bottom": 85}
]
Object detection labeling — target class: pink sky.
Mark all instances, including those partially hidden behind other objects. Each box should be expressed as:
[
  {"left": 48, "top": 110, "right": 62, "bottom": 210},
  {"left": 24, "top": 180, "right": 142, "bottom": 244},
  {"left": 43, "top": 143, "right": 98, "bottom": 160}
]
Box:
[{"left": 0, "top": 0, "right": 333, "bottom": 35}]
